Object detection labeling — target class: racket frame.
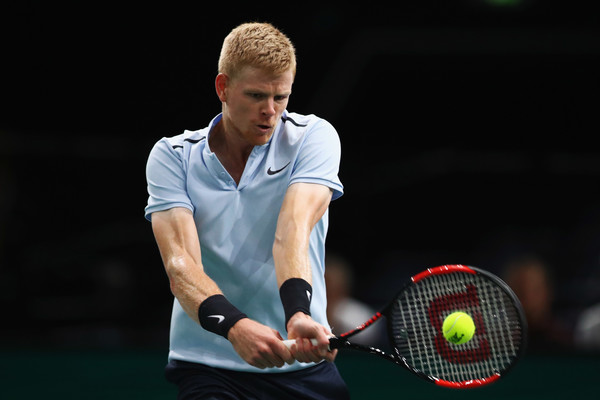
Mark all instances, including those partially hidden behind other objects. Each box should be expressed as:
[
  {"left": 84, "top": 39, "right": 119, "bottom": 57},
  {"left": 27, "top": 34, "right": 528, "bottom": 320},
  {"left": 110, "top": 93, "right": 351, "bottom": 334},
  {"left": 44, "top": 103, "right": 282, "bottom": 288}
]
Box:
[{"left": 333, "top": 264, "right": 528, "bottom": 388}]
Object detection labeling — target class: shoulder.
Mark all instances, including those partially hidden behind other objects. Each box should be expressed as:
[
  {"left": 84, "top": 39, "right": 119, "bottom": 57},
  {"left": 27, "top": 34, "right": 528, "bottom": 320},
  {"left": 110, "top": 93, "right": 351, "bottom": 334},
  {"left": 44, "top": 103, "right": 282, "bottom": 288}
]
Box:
[
  {"left": 162, "top": 129, "right": 207, "bottom": 151},
  {"left": 280, "top": 112, "right": 338, "bottom": 144},
  {"left": 152, "top": 114, "right": 218, "bottom": 152},
  {"left": 282, "top": 112, "right": 333, "bottom": 131},
  {"left": 149, "top": 129, "right": 207, "bottom": 161}
]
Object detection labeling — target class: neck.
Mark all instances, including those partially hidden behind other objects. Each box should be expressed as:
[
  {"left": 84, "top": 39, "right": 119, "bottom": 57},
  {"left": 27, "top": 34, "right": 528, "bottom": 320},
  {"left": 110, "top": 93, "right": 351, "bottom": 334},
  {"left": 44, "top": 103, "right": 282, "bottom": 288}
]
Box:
[{"left": 209, "top": 120, "right": 253, "bottom": 183}]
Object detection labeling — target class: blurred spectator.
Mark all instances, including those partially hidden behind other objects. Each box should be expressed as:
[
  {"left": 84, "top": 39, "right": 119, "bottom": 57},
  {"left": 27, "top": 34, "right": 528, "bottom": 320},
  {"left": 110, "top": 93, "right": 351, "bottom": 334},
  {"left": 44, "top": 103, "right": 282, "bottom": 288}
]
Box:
[
  {"left": 574, "top": 303, "right": 600, "bottom": 351},
  {"left": 502, "top": 255, "right": 573, "bottom": 353},
  {"left": 567, "top": 207, "right": 600, "bottom": 351},
  {"left": 325, "top": 253, "right": 387, "bottom": 348}
]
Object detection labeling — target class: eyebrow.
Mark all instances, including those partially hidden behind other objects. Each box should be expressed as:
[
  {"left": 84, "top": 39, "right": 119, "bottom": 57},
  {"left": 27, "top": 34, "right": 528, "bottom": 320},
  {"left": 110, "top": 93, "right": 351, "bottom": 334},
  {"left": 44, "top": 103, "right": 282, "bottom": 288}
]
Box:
[{"left": 244, "top": 89, "right": 291, "bottom": 97}]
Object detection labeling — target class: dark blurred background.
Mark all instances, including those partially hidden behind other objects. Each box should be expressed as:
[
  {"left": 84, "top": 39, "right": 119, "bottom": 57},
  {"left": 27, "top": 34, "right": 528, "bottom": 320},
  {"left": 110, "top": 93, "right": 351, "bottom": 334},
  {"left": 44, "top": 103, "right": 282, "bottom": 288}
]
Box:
[{"left": 1, "top": 1, "right": 600, "bottom": 397}]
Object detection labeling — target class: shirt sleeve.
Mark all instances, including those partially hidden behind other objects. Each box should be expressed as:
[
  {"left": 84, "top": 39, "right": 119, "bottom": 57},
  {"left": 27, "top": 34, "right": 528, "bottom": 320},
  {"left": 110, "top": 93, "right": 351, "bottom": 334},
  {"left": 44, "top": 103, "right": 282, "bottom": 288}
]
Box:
[
  {"left": 144, "top": 138, "right": 194, "bottom": 221},
  {"left": 289, "top": 118, "right": 344, "bottom": 200}
]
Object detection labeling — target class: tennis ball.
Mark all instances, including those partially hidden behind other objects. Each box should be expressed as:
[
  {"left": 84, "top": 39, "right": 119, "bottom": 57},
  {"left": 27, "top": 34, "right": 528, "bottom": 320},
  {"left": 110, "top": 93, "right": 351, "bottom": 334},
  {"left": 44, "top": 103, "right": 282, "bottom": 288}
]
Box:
[{"left": 442, "top": 311, "right": 475, "bottom": 344}]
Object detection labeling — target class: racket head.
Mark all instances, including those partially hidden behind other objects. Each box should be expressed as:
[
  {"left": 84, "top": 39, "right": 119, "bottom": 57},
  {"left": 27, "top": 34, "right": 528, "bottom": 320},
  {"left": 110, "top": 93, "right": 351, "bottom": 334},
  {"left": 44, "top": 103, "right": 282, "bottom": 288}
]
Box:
[{"left": 385, "top": 264, "right": 527, "bottom": 388}]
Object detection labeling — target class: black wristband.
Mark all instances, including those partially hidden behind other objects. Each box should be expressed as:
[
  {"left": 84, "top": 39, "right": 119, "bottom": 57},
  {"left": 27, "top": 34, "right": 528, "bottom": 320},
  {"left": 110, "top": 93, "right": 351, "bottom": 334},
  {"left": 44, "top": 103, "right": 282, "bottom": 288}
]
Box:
[
  {"left": 198, "top": 294, "right": 247, "bottom": 339},
  {"left": 279, "top": 278, "right": 312, "bottom": 328}
]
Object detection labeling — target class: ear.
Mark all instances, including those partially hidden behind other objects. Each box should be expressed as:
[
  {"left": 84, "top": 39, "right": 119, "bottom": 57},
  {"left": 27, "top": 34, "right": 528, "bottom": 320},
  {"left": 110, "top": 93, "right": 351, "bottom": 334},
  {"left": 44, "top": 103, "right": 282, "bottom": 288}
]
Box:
[{"left": 215, "top": 73, "right": 228, "bottom": 102}]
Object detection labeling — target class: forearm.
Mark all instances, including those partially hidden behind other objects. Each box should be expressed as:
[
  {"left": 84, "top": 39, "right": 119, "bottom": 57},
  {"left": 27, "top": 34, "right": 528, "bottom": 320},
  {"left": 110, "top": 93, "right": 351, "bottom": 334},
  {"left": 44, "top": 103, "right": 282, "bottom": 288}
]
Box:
[
  {"left": 273, "top": 221, "right": 312, "bottom": 286},
  {"left": 273, "top": 183, "right": 331, "bottom": 286},
  {"left": 162, "top": 242, "right": 247, "bottom": 339},
  {"left": 152, "top": 208, "right": 222, "bottom": 323},
  {"left": 273, "top": 183, "right": 334, "bottom": 338},
  {"left": 273, "top": 221, "right": 335, "bottom": 362},
  {"left": 164, "top": 254, "right": 221, "bottom": 323}
]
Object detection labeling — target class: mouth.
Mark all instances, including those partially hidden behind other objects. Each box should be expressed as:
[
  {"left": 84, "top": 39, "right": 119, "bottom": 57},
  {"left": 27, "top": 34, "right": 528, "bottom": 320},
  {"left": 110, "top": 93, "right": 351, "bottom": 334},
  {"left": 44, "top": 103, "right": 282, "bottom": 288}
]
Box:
[{"left": 256, "top": 124, "right": 272, "bottom": 134}]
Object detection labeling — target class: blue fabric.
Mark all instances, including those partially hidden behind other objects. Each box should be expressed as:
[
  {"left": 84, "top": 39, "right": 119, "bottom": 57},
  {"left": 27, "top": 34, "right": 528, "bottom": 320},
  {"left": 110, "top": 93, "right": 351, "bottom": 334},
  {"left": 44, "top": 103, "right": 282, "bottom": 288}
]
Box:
[{"left": 145, "top": 111, "right": 344, "bottom": 372}]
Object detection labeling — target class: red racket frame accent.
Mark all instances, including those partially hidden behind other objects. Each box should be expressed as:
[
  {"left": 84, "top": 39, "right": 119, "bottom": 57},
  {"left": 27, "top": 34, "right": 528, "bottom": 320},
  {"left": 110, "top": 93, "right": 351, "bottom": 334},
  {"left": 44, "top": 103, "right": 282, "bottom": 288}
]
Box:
[
  {"left": 339, "top": 312, "right": 383, "bottom": 339},
  {"left": 411, "top": 264, "right": 476, "bottom": 283},
  {"left": 435, "top": 373, "right": 501, "bottom": 388}
]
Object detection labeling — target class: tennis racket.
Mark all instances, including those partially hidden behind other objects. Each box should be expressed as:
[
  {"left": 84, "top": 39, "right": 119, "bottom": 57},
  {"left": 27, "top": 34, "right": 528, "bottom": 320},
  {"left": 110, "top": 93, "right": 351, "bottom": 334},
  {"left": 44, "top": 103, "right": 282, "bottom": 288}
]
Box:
[{"left": 283, "top": 264, "right": 527, "bottom": 388}]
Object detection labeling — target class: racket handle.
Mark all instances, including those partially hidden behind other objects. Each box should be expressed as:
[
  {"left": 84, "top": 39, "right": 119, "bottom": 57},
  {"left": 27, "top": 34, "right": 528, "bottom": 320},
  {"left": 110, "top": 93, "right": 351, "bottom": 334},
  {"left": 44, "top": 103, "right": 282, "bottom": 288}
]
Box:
[{"left": 282, "top": 338, "right": 319, "bottom": 349}]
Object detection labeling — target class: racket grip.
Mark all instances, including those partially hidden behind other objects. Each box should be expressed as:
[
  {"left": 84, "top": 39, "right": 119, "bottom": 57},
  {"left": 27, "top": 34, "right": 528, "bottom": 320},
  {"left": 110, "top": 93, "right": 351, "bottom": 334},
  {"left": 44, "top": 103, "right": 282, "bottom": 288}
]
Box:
[{"left": 282, "top": 338, "right": 320, "bottom": 349}]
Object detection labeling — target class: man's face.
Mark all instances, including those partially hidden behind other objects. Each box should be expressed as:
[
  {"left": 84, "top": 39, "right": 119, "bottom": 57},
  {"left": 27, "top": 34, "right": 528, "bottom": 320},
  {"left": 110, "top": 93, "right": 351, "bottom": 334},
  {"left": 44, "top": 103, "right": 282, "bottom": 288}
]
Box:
[{"left": 219, "top": 66, "right": 294, "bottom": 147}]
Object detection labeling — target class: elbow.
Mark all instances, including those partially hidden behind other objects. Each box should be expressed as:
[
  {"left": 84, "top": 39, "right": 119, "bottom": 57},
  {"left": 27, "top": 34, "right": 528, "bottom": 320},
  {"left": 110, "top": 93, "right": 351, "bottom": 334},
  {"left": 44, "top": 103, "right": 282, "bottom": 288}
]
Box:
[
  {"left": 164, "top": 256, "right": 188, "bottom": 295},
  {"left": 272, "top": 233, "right": 284, "bottom": 257}
]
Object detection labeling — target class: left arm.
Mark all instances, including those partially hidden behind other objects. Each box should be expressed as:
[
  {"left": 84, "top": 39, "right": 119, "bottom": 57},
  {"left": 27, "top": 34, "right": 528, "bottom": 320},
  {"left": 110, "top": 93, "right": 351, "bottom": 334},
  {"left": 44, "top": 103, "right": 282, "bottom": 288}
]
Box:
[{"left": 273, "top": 182, "right": 337, "bottom": 363}]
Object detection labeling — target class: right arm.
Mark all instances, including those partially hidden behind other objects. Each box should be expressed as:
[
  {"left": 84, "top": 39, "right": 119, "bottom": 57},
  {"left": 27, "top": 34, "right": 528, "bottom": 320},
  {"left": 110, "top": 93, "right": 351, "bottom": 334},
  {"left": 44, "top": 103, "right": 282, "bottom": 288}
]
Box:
[
  {"left": 151, "top": 207, "right": 294, "bottom": 368},
  {"left": 151, "top": 207, "right": 220, "bottom": 321}
]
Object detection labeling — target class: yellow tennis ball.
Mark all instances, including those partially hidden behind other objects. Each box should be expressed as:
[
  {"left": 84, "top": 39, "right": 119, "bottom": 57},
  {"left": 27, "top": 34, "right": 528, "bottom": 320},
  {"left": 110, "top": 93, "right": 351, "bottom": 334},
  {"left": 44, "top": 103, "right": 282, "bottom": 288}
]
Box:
[{"left": 442, "top": 311, "right": 475, "bottom": 344}]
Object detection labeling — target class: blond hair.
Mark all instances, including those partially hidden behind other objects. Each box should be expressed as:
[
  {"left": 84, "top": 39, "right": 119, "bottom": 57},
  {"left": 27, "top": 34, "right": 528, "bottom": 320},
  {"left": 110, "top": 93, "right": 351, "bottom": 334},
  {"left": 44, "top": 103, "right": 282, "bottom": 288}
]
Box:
[{"left": 218, "top": 22, "right": 296, "bottom": 79}]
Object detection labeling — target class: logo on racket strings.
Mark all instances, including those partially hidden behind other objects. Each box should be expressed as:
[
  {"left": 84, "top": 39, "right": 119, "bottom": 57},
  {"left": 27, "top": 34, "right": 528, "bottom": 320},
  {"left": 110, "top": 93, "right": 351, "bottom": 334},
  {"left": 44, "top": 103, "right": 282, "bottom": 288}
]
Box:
[{"left": 428, "top": 285, "right": 491, "bottom": 364}]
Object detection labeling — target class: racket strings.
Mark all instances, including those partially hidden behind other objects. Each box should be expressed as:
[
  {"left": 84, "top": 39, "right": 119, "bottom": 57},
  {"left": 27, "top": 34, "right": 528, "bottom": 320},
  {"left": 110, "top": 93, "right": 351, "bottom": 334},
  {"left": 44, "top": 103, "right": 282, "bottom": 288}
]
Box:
[{"left": 390, "top": 272, "right": 524, "bottom": 384}]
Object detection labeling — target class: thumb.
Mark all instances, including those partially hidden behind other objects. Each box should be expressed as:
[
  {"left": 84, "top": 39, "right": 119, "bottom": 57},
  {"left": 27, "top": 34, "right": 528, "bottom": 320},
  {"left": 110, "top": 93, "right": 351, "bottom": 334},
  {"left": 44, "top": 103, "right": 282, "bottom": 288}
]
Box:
[{"left": 273, "top": 330, "right": 296, "bottom": 365}]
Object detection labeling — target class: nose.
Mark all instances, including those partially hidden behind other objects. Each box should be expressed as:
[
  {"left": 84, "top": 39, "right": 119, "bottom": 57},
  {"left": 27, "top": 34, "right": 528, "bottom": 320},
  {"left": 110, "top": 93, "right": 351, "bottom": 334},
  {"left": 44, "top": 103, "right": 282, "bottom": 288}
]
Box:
[{"left": 261, "top": 98, "right": 276, "bottom": 117}]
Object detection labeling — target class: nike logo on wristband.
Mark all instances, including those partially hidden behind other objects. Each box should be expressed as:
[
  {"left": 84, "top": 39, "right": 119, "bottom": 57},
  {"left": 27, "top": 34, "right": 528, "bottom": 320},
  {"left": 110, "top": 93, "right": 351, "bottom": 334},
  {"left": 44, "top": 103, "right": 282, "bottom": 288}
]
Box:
[
  {"left": 306, "top": 290, "right": 311, "bottom": 301},
  {"left": 208, "top": 315, "right": 225, "bottom": 324}
]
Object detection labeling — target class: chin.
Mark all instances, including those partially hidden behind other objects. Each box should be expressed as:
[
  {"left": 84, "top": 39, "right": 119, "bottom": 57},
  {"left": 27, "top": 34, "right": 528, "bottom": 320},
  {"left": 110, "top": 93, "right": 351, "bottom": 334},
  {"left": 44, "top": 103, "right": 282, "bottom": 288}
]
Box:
[
  {"left": 254, "top": 135, "right": 273, "bottom": 146},
  {"left": 250, "top": 129, "right": 274, "bottom": 145}
]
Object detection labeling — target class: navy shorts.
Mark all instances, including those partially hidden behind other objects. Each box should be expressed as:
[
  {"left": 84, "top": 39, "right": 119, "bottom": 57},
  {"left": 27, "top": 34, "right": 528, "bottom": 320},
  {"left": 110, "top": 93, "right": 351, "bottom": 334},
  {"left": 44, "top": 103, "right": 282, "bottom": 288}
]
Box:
[{"left": 165, "top": 359, "right": 351, "bottom": 400}]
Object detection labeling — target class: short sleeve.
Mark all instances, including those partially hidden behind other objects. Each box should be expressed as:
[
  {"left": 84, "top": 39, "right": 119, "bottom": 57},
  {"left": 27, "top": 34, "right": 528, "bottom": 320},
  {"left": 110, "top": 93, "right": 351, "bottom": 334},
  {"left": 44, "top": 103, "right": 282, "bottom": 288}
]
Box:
[
  {"left": 289, "top": 119, "right": 344, "bottom": 200},
  {"left": 144, "top": 138, "right": 194, "bottom": 221}
]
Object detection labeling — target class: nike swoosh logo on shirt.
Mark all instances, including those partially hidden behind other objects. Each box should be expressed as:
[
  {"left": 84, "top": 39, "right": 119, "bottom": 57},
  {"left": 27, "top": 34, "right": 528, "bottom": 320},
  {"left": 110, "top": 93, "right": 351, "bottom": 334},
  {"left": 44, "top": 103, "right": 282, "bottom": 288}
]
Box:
[
  {"left": 208, "top": 315, "right": 225, "bottom": 324},
  {"left": 267, "top": 162, "right": 290, "bottom": 175}
]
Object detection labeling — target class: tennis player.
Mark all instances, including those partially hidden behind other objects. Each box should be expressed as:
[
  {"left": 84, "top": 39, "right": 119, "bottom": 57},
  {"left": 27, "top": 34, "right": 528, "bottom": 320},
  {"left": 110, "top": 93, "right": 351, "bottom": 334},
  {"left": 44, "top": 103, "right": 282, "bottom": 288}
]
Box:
[{"left": 145, "top": 22, "right": 350, "bottom": 399}]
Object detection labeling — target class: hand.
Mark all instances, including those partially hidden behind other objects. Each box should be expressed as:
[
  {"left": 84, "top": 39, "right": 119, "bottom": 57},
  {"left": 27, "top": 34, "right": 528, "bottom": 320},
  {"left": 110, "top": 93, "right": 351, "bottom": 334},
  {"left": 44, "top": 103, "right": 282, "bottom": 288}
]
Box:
[
  {"left": 286, "top": 312, "right": 338, "bottom": 363},
  {"left": 227, "top": 318, "right": 295, "bottom": 369}
]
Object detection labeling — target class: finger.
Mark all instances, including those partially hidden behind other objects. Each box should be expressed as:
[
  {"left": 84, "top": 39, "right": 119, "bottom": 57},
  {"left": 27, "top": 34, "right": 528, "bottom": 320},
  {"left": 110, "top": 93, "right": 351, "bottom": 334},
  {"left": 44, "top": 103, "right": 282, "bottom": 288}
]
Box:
[
  {"left": 261, "top": 348, "right": 287, "bottom": 369},
  {"left": 310, "top": 342, "right": 326, "bottom": 362},
  {"left": 315, "top": 340, "right": 329, "bottom": 357},
  {"left": 275, "top": 333, "right": 295, "bottom": 365},
  {"left": 315, "top": 328, "right": 331, "bottom": 346},
  {"left": 280, "top": 344, "right": 296, "bottom": 365},
  {"left": 262, "top": 352, "right": 285, "bottom": 368},
  {"left": 323, "top": 348, "right": 338, "bottom": 363},
  {"left": 296, "top": 338, "right": 315, "bottom": 363},
  {"left": 313, "top": 329, "right": 333, "bottom": 356},
  {"left": 293, "top": 338, "right": 308, "bottom": 362},
  {"left": 297, "top": 339, "right": 321, "bottom": 363},
  {"left": 252, "top": 360, "right": 267, "bottom": 369},
  {"left": 268, "top": 356, "right": 285, "bottom": 368},
  {"left": 266, "top": 338, "right": 294, "bottom": 367},
  {"left": 285, "top": 356, "right": 296, "bottom": 365}
]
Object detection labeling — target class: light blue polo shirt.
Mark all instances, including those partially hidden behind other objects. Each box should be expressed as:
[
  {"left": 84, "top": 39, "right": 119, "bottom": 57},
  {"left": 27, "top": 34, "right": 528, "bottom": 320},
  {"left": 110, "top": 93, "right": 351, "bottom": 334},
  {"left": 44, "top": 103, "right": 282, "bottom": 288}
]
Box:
[{"left": 145, "top": 111, "right": 343, "bottom": 372}]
